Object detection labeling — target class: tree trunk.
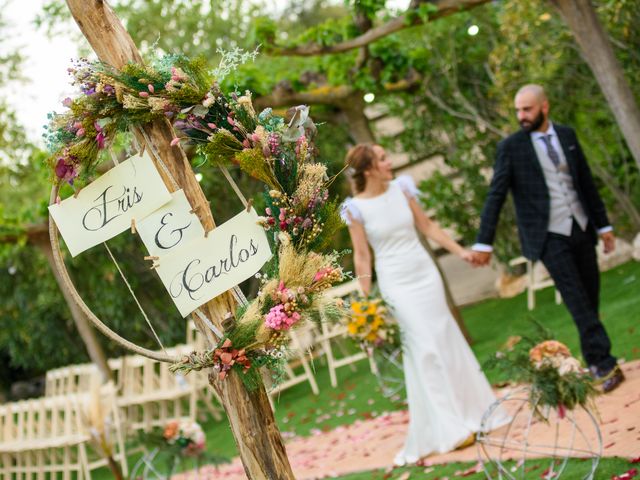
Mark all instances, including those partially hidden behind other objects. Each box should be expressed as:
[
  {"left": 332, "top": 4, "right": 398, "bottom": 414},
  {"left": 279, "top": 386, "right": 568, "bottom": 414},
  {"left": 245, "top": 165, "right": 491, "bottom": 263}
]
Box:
[
  {"left": 64, "top": 1, "right": 293, "bottom": 478},
  {"left": 591, "top": 163, "right": 640, "bottom": 231},
  {"left": 31, "top": 233, "right": 113, "bottom": 382},
  {"left": 344, "top": 98, "right": 473, "bottom": 344},
  {"left": 551, "top": 0, "right": 640, "bottom": 171},
  {"left": 342, "top": 93, "right": 377, "bottom": 144}
]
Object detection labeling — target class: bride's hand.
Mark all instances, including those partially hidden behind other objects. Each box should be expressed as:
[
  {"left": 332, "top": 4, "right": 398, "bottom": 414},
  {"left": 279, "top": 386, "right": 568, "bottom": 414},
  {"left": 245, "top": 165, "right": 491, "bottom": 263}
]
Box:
[{"left": 459, "top": 249, "right": 475, "bottom": 264}]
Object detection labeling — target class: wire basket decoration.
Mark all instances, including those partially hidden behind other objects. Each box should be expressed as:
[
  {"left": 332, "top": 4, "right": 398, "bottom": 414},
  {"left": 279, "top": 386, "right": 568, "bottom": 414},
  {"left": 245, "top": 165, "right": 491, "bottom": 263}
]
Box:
[
  {"left": 370, "top": 347, "right": 404, "bottom": 398},
  {"left": 476, "top": 386, "right": 602, "bottom": 480}
]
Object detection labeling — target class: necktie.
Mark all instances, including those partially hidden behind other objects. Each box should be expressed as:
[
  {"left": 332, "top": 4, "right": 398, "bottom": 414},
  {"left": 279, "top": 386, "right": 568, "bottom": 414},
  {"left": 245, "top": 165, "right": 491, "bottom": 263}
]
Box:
[{"left": 540, "top": 134, "right": 561, "bottom": 168}]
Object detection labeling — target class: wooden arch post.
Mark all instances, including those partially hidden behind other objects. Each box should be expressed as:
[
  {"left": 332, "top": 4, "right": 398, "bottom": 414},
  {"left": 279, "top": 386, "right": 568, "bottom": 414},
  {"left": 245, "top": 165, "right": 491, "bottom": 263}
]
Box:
[{"left": 63, "top": 1, "right": 294, "bottom": 478}]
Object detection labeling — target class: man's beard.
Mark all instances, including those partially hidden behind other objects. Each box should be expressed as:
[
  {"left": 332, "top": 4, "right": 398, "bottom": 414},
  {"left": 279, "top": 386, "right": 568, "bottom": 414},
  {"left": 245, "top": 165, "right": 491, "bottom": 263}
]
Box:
[{"left": 520, "top": 111, "right": 545, "bottom": 133}]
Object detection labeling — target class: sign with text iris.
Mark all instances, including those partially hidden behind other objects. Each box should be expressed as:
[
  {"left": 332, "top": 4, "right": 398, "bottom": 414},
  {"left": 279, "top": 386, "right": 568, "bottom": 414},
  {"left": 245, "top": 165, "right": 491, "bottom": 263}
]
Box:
[
  {"left": 49, "top": 152, "right": 172, "bottom": 257},
  {"left": 137, "top": 190, "right": 205, "bottom": 257},
  {"left": 155, "top": 208, "right": 272, "bottom": 317}
]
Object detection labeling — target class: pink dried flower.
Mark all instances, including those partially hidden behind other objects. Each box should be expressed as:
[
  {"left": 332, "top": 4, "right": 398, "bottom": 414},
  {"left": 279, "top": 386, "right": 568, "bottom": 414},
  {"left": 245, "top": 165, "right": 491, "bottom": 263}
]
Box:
[
  {"left": 147, "top": 84, "right": 155, "bottom": 93},
  {"left": 96, "top": 131, "right": 106, "bottom": 149},
  {"left": 94, "top": 121, "right": 106, "bottom": 149},
  {"left": 55, "top": 157, "right": 79, "bottom": 185},
  {"left": 265, "top": 304, "right": 301, "bottom": 330},
  {"left": 313, "top": 267, "right": 333, "bottom": 283},
  {"left": 139, "top": 91, "right": 149, "bottom": 98}
]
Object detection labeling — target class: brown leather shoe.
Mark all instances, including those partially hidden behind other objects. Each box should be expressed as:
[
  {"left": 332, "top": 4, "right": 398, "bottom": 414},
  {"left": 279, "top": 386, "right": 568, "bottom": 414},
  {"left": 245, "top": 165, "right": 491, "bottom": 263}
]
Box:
[{"left": 601, "top": 366, "right": 625, "bottom": 393}]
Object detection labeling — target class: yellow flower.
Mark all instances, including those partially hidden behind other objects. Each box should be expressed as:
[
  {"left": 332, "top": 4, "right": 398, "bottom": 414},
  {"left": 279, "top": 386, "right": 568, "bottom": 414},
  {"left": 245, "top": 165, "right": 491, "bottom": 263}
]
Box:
[
  {"left": 355, "top": 315, "right": 367, "bottom": 327},
  {"left": 365, "top": 332, "right": 378, "bottom": 342},
  {"left": 347, "top": 323, "right": 359, "bottom": 335},
  {"left": 365, "top": 302, "right": 378, "bottom": 315},
  {"left": 370, "top": 316, "right": 384, "bottom": 330},
  {"left": 351, "top": 302, "right": 365, "bottom": 315}
]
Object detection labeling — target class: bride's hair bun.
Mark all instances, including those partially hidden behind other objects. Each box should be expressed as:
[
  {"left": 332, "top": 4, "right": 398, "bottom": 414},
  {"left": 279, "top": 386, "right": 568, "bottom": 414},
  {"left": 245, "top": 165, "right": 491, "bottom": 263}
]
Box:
[{"left": 345, "top": 143, "right": 377, "bottom": 193}]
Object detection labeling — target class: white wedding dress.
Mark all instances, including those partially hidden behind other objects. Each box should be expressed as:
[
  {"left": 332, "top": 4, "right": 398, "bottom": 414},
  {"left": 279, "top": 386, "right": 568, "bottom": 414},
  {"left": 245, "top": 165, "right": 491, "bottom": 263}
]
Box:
[{"left": 342, "top": 176, "right": 510, "bottom": 465}]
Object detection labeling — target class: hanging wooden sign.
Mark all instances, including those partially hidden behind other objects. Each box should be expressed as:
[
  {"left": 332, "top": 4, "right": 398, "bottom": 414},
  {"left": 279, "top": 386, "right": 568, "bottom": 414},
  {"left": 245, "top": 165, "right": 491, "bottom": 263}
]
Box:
[
  {"left": 136, "top": 189, "right": 205, "bottom": 258},
  {"left": 154, "top": 208, "right": 272, "bottom": 317},
  {"left": 49, "top": 152, "right": 172, "bottom": 257}
]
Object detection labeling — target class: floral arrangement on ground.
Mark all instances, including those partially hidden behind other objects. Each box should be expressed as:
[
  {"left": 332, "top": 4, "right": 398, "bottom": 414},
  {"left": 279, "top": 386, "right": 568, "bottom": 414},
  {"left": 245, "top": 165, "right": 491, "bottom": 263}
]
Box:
[
  {"left": 346, "top": 295, "right": 400, "bottom": 355},
  {"left": 484, "top": 321, "right": 598, "bottom": 418},
  {"left": 133, "top": 419, "right": 228, "bottom": 477},
  {"left": 44, "top": 52, "right": 349, "bottom": 389}
]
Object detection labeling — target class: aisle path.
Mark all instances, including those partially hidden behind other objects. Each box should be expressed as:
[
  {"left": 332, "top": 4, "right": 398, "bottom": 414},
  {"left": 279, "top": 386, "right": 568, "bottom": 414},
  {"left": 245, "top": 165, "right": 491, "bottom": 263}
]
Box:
[{"left": 175, "top": 361, "right": 640, "bottom": 479}]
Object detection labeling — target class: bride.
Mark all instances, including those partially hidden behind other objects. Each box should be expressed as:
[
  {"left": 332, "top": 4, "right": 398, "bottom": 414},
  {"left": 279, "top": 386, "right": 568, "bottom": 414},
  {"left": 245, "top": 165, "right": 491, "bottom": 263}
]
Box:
[{"left": 341, "top": 143, "right": 509, "bottom": 465}]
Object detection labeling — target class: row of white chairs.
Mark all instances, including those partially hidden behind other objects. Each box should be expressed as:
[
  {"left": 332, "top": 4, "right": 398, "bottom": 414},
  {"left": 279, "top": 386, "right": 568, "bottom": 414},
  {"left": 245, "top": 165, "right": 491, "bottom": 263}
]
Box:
[
  {"left": 1, "top": 344, "right": 225, "bottom": 479},
  {"left": 0, "top": 383, "right": 127, "bottom": 480}
]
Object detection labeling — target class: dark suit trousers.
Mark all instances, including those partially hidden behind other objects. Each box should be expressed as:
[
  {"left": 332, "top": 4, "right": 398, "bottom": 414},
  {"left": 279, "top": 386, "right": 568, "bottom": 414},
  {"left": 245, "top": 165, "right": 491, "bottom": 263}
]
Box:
[{"left": 540, "top": 221, "right": 617, "bottom": 372}]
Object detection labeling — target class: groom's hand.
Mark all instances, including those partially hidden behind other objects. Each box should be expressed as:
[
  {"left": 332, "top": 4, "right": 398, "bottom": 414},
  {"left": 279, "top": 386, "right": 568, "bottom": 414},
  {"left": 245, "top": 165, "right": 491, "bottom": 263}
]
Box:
[
  {"left": 601, "top": 231, "right": 616, "bottom": 254},
  {"left": 471, "top": 251, "right": 492, "bottom": 267}
]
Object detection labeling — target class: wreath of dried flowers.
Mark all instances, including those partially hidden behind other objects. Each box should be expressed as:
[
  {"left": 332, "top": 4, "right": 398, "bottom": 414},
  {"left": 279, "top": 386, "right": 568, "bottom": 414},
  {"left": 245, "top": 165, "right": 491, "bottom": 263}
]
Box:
[{"left": 45, "top": 53, "right": 348, "bottom": 389}]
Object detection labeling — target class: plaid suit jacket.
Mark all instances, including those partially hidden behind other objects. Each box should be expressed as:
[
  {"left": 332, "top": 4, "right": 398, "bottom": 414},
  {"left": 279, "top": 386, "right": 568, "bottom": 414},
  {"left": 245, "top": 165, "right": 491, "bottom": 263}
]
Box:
[{"left": 476, "top": 124, "right": 610, "bottom": 260}]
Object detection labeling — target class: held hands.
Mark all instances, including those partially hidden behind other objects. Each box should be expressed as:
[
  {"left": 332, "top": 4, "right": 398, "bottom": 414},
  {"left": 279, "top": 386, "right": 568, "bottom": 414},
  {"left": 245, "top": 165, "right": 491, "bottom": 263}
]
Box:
[
  {"left": 601, "top": 231, "right": 616, "bottom": 254},
  {"left": 459, "top": 249, "right": 492, "bottom": 267},
  {"left": 470, "top": 250, "right": 492, "bottom": 267}
]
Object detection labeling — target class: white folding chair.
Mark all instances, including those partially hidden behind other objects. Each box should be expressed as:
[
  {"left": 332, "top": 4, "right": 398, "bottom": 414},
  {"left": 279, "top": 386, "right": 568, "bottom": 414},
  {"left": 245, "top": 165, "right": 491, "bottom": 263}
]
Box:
[{"left": 509, "top": 256, "right": 562, "bottom": 310}]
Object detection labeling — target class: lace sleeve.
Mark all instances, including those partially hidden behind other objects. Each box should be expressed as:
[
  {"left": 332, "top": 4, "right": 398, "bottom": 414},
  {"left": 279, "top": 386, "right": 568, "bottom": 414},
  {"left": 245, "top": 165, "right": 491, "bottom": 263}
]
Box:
[
  {"left": 340, "top": 198, "right": 364, "bottom": 226},
  {"left": 395, "top": 174, "right": 421, "bottom": 198}
]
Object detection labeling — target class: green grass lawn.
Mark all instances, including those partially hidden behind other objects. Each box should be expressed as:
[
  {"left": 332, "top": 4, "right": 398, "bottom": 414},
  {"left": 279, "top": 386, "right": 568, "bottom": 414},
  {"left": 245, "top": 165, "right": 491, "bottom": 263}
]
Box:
[{"left": 96, "top": 260, "right": 640, "bottom": 478}]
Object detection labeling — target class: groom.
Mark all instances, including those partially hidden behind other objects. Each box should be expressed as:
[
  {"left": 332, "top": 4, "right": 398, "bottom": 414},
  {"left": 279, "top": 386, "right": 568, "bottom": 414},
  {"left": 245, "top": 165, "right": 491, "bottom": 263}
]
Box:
[{"left": 471, "top": 84, "right": 624, "bottom": 393}]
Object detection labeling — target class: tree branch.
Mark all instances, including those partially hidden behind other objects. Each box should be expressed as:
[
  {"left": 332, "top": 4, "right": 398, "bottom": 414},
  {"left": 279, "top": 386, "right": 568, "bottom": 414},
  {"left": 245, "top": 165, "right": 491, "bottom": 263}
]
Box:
[
  {"left": 254, "top": 70, "right": 422, "bottom": 111},
  {"left": 253, "top": 85, "right": 356, "bottom": 110},
  {"left": 268, "top": 0, "right": 491, "bottom": 57},
  {"left": 0, "top": 222, "right": 48, "bottom": 244},
  {"left": 424, "top": 87, "right": 507, "bottom": 138}
]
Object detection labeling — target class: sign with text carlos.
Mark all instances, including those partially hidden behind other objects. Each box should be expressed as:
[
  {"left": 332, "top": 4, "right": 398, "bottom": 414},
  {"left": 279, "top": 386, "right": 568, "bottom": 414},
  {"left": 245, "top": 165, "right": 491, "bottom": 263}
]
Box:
[
  {"left": 155, "top": 208, "right": 272, "bottom": 317},
  {"left": 48, "top": 152, "right": 172, "bottom": 257}
]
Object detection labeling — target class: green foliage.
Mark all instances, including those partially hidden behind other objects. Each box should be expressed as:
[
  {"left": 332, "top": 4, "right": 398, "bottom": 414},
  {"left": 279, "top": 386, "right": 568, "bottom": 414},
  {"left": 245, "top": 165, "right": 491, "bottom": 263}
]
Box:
[{"left": 345, "top": 0, "right": 387, "bottom": 20}]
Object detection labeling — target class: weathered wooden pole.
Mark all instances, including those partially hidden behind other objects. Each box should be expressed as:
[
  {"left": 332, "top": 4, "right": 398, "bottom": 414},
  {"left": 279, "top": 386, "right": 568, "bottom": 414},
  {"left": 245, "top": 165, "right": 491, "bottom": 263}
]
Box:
[
  {"left": 551, "top": 0, "right": 640, "bottom": 171},
  {"left": 64, "top": 1, "right": 294, "bottom": 478}
]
